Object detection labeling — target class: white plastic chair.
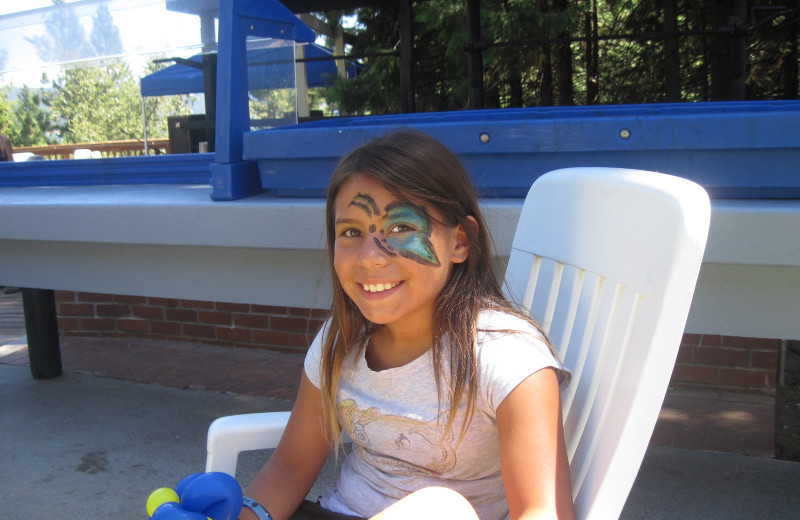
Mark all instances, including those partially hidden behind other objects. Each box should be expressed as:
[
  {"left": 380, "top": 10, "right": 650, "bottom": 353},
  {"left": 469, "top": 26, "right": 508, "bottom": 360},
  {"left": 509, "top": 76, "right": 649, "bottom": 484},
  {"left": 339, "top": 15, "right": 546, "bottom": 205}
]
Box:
[
  {"left": 206, "top": 167, "right": 711, "bottom": 520},
  {"left": 502, "top": 167, "right": 709, "bottom": 519}
]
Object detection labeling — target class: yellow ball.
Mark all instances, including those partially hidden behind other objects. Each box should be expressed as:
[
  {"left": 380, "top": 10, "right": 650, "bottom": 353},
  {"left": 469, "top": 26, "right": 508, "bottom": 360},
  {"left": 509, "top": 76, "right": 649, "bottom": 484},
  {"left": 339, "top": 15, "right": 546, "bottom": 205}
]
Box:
[{"left": 146, "top": 487, "right": 180, "bottom": 517}]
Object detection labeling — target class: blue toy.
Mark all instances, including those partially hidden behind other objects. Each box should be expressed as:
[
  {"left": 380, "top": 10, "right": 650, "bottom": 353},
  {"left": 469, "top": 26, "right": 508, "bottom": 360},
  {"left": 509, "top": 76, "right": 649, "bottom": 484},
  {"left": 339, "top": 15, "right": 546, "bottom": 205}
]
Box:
[{"left": 147, "top": 472, "right": 243, "bottom": 520}]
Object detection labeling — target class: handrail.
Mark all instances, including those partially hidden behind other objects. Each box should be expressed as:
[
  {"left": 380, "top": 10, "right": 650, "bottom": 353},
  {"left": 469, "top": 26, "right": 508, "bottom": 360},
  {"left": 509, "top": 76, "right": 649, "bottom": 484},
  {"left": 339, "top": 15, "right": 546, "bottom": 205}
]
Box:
[{"left": 15, "top": 139, "right": 170, "bottom": 160}]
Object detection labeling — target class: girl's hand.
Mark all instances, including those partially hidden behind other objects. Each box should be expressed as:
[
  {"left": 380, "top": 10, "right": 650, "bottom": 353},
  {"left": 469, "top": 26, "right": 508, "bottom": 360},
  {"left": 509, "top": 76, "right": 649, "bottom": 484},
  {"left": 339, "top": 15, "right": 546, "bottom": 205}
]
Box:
[
  {"left": 150, "top": 502, "right": 207, "bottom": 520},
  {"left": 147, "top": 472, "right": 243, "bottom": 520}
]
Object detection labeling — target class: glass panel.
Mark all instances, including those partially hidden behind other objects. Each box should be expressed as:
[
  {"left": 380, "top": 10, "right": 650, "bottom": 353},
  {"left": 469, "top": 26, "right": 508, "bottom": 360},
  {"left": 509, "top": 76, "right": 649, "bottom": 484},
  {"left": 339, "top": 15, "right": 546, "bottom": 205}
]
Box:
[
  {"left": 246, "top": 36, "right": 297, "bottom": 130},
  {"left": 0, "top": 0, "right": 220, "bottom": 86}
]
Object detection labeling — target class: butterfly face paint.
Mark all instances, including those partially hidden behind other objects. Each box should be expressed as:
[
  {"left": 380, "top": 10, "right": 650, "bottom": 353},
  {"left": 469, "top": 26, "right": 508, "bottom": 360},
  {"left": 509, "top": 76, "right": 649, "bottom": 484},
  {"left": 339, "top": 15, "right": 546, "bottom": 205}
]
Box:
[
  {"left": 382, "top": 202, "right": 440, "bottom": 266},
  {"left": 349, "top": 193, "right": 379, "bottom": 217},
  {"left": 347, "top": 193, "right": 441, "bottom": 267}
]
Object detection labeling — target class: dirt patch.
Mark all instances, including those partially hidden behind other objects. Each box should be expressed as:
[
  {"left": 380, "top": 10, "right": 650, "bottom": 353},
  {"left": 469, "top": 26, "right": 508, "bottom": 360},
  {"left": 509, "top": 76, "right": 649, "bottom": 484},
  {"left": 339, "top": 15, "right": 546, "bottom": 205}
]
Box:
[{"left": 775, "top": 340, "right": 800, "bottom": 461}]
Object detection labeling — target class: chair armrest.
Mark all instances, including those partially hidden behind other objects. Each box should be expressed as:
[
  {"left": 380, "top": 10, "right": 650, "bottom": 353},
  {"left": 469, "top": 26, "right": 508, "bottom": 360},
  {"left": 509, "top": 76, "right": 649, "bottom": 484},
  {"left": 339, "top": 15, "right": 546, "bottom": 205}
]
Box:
[{"left": 206, "top": 411, "right": 292, "bottom": 475}]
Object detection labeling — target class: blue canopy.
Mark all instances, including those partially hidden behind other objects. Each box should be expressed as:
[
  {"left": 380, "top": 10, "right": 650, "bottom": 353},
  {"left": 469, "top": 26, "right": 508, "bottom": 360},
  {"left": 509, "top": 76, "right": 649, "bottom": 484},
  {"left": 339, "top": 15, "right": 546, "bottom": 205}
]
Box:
[{"left": 140, "top": 43, "right": 360, "bottom": 97}]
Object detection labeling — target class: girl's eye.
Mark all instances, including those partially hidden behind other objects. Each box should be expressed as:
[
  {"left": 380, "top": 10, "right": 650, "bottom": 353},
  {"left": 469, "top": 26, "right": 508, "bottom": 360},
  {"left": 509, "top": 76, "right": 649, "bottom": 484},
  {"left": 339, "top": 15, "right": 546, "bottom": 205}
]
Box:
[
  {"left": 388, "top": 223, "right": 414, "bottom": 234},
  {"left": 341, "top": 228, "right": 361, "bottom": 238}
]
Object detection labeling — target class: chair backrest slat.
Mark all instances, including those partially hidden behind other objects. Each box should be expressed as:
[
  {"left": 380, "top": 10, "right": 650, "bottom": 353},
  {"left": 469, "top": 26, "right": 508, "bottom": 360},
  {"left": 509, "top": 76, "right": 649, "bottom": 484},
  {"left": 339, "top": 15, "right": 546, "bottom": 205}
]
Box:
[
  {"left": 547, "top": 262, "right": 586, "bottom": 362},
  {"left": 558, "top": 271, "right": 605, "bottom": 418}
]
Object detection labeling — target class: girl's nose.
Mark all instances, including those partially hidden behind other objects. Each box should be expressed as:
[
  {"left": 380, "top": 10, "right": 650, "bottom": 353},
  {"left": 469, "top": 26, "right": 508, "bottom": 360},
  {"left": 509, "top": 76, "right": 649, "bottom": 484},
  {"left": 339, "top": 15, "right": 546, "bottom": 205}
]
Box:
[{"left": 358, "top": 236, "right": 390, "bottom": 266}]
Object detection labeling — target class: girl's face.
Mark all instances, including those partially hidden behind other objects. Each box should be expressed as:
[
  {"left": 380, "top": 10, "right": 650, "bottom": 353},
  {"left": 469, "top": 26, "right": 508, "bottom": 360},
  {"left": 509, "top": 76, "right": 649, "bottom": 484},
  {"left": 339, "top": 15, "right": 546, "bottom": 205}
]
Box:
[{"left": 332, "top": 174, "right": 469, "bottom": 332}]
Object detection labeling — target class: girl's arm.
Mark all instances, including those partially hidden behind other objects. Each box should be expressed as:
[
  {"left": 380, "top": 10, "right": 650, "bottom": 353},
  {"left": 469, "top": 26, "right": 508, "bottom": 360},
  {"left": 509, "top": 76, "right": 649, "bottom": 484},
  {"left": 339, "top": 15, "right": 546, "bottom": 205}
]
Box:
[
  {"left": 240, "top": 370, "right": 333, "bottom": 520},
  {"left": 497, "top": 367, "right": 575, "bottom": 520}
]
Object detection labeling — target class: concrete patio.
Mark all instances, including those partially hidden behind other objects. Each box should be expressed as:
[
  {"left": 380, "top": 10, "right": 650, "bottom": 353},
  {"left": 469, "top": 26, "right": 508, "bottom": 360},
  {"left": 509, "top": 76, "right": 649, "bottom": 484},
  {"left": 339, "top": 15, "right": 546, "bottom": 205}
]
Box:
[{"left": 1, "top": 292, "right": 799, "bottom": 519}]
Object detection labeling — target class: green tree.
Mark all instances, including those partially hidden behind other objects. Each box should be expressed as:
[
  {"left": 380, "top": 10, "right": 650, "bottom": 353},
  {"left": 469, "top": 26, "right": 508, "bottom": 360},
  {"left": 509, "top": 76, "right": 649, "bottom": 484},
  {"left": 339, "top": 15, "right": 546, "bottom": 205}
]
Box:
[
  {"left": 326, "top": 1, "right": 797, "bottom": 112},
  {"left": 49, "top": 62, "right": 192, "bottom": 143},
  {"left": 326, "top": 4, "right": 405, "bottom": 114},
  {"left": 21, "top": 1, "right": 193, "bottom": 144},
  {"left": 0, "top": 89, "right": 12, "bottom": 136},
  {"left": 588, "top": 0, "right": 667, "bottom": 104},
  {"left": 10, "top": 85, "right": 53, "bottom": 146},
  {"left": 326, "top": 0, "right": 581, "bottom": 113},
  {"left": 140, "top": 60, "right": 196, "bottom": 140}
]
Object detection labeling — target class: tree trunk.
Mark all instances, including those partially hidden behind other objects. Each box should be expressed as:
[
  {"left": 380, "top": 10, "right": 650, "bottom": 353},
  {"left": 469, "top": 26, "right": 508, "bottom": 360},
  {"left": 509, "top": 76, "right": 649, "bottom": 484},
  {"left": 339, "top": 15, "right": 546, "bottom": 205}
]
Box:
[
  {"left": 663, "top": 0, "right": 680, "bottom": 101},
  {"left": 466, "top": 0, "right": 484, "bottom": 109},
  {"left": 538, "top": 0, "right": 554, "bottom": 105},
  {"left": 708, "top": 1, "right": 733, "bottom": 100},
  {"left": 553, "top": 0, "right": 574, "bottom": 105},
  {"left": 399, "top": 0, "right": 416, "bottom": 112},
  {"left": 782, "top": 0, "right": 800, "bottom": 99},
  {"left": 584, "top": 0, "right": 599, "bottom": 104},
  {"left": 709, "top": 0, "right": 746, "bottom": 101},
  {"left": 509, "top": 66, "right": 524, "bottom": 107},
  {"left": 730, "top": 0, "right": 747, "bottom": 100}
]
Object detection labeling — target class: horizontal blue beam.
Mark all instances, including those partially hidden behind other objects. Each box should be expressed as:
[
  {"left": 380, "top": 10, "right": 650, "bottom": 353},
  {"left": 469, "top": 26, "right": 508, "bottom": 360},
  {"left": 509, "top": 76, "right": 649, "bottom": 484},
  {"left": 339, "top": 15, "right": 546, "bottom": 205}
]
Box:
[
  {"left": 3, "top": 101, "right": 799, "bottom": 200},
  {"left": 0, "top": 154, "right": 213, "bottom": 187}
]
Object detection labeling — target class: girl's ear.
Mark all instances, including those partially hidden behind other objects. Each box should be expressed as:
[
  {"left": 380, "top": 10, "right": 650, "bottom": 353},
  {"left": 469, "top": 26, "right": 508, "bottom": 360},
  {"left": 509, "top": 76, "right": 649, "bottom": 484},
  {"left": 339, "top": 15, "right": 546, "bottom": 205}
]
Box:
[{"left": 451, "top": 216, "right": 478, "bottom": 264}]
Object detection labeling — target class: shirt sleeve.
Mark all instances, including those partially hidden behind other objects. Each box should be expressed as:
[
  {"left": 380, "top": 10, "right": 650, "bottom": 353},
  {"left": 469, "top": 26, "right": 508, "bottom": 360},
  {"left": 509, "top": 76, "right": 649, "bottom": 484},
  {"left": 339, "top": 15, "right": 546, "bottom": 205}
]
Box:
[
  {"left": 303, "top": 319, "right": 331, "bottom": 389},
  {"left": 477, "top": 314, "right": 570, "bottom": 412}
]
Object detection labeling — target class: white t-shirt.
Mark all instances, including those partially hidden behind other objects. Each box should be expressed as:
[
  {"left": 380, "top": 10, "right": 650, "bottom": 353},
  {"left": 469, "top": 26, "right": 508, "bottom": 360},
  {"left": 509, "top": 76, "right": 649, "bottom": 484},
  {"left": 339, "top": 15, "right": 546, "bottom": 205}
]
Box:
[{"left": 304, "top": 309, "right": 569, "bottom": 520}]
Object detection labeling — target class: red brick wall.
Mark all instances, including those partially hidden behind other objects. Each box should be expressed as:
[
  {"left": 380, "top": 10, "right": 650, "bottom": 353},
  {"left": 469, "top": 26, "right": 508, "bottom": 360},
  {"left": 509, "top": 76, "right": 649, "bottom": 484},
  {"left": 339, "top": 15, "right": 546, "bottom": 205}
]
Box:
[
  {"left": 54, "top": 291, "right": 781, "bottom": 395},
  {"left": 671, "top": 334, "right": 780, "bottom": 395},
  {"left": 54, "top": 291, "right": 327, "bottom": 354}
]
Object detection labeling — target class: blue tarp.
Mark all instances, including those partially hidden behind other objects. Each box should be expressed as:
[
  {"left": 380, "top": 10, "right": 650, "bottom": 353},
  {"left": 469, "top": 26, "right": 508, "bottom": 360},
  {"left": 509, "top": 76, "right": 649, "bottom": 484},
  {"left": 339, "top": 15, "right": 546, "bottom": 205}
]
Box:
[{"left": 140, "top": 43, "right": 360, "bottom": 97}]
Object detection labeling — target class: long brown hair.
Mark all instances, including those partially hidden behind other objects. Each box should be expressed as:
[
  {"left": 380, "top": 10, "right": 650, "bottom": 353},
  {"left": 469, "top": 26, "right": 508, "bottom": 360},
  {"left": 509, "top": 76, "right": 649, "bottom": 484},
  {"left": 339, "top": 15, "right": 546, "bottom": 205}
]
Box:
[{"left": 320, "top": 130, "right": 540, "bottom": 446}]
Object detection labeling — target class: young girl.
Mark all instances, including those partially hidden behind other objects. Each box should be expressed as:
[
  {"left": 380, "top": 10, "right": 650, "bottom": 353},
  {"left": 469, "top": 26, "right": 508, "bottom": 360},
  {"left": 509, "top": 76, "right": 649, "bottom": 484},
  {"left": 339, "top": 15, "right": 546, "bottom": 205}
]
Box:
[{"left": 242, "top": 131, "right": 573, "bottom": 520}]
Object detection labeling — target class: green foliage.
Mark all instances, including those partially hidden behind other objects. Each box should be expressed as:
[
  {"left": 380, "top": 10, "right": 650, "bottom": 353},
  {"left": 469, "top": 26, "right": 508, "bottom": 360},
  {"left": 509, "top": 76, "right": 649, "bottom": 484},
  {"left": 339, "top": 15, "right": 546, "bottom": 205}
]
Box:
[
  {"left": 249, "top": 88, "right": 297, "bottom": 127},
  {"left": 49, "top": 64, "right": 138, "bottom": 142},
  {"left": 139, "top": 60, "right": 195, "bottom": 139},
  {"left": 326, "top": 0, "right": 798, "bottom": 112},
  {"left": 46, "top": 62, "right": 193, "bottom": 143},
  {"left": 326, "top": 5, "right": 404, "bottom": 114},
  {"left": 9, "top": 86, "right": 53, "bottom": 146},
  {"left": 9, "top": 1, "right": 193, "bottom": 146},
  {"left": 414, "top": 0, "right": 470, "bottom": 110},
  {"left": 0, "top": 89, "right": 12, "bottom": 135},
  {"left": 6, "top": 0, "right": 796, "bottom": 149}
]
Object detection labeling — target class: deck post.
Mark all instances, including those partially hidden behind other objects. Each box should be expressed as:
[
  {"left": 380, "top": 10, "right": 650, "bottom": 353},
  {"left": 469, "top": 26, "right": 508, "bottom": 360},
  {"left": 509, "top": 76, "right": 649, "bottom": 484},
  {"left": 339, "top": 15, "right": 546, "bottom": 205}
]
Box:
[{"left": 22, "top": 288, "right": 63, "bottom": 379}]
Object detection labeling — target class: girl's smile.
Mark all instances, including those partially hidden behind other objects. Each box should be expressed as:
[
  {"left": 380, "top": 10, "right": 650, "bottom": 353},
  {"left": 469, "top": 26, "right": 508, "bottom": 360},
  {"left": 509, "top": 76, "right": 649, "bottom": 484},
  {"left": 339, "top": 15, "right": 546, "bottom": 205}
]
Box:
[{"left": 360, "top": 281, "right": 402, "bottom": 293}]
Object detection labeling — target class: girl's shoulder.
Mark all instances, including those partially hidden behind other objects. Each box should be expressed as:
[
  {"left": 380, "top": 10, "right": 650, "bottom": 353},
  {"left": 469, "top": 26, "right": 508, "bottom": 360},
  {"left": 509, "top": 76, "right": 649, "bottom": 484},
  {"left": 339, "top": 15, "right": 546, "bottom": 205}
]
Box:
[
  {"left": 474, "top": 307, "right": 556, "bottom": 363},
  {"left": 473, "top": 308, "right": 569, "bottom": 408},
  {"left": 476, "top": 308, "right": 544, "bottom": 342}
]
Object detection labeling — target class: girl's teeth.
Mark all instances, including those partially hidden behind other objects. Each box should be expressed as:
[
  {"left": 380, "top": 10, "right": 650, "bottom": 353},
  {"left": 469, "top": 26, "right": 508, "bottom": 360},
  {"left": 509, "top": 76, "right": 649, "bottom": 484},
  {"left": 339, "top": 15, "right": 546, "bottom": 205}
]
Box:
[{"left": 362, "top": 282, "right": 396, "bottom": 292}]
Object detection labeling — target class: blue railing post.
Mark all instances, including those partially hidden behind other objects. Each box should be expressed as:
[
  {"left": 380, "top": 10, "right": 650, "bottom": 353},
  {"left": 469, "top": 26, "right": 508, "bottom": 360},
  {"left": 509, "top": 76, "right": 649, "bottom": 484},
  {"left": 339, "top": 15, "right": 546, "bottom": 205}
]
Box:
[{"left": 209, "top": 0, "right": 314, "bottom": 200}]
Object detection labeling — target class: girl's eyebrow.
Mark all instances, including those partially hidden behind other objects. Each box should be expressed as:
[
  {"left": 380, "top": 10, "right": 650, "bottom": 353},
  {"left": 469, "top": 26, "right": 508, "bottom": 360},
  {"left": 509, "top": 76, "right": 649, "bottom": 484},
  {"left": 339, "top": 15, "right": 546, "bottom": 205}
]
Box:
[
  {"left": 384, "top": 200, "right": 432, "bottom": 221},
  {"left": 334, "top": 217, "right": 360, "bottom": 226},
  {"left": 349, "top": 193, "right": 379, "bottom": 216}
]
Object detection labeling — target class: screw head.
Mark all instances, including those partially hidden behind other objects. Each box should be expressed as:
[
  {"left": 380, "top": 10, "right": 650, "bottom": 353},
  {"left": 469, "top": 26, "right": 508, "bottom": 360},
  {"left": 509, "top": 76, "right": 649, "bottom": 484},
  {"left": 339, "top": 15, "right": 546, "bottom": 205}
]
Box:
[
  {"left": 619, "top": 128, "right": 631, "bottom": 139},
  {"left": 479, "top": 133, "right": 490, "bottom": 144}
]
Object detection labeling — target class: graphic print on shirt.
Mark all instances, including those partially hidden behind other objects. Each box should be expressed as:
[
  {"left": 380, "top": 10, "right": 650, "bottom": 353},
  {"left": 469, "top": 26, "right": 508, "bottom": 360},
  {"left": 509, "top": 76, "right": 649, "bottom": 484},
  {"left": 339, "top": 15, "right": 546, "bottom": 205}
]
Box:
[{"left": 337, "top": 398, "right": 457, "bottom": 476}]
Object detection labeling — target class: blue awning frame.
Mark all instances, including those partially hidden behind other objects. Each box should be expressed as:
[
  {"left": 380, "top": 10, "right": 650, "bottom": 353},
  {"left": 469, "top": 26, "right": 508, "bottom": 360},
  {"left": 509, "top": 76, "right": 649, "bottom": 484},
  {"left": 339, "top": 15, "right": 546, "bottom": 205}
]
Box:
[{"left": 140, "top": 42, "right": 360, "bottom": 97}]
